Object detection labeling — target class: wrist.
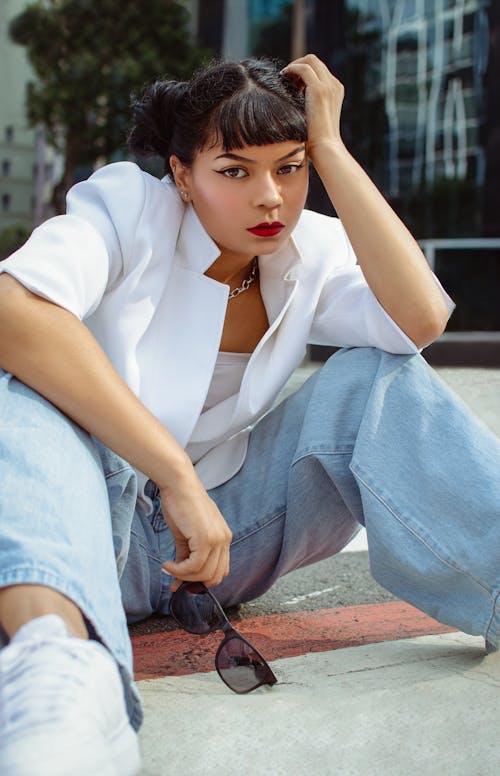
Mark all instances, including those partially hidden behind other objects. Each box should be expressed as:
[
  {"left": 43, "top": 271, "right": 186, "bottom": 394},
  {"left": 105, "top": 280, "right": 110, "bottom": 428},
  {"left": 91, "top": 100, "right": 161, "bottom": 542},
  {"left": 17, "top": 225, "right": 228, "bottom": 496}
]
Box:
[
  {"left": 155, "top": 449, "right": 196, "bottom": 494},
  {"left": 308, "top": 137, "right": 348, "bottom": 166}
]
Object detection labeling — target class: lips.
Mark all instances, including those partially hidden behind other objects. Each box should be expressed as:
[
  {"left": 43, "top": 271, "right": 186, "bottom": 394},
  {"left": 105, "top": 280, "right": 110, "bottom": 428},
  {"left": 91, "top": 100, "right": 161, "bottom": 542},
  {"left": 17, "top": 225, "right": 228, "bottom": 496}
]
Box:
[{"left": 247, "top": 222, "right": 285, "bottom": 237}]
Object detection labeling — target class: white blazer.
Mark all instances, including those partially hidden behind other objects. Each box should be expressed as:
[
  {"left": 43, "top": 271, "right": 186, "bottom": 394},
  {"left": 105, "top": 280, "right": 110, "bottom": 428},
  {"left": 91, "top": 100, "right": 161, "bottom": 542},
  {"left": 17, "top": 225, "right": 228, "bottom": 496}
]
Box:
[{"left": 1, "top": 162, "right": 453, "bottom": 490}]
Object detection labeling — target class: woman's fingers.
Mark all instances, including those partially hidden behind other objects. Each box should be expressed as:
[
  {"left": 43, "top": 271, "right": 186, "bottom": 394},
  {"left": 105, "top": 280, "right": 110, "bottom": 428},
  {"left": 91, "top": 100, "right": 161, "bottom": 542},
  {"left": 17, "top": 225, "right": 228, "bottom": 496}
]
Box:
[
  {"left": 163, "top": 544, "right": 228, "bottom": 587},
  {"left": 163, "top": 532, "right": 229, "bottom": 581},
  {"left": 282, "top": 54, "right": 335, "bottom": 89},
  {"left": 282, "top": 53, "right": 345, "bottom": 158}
]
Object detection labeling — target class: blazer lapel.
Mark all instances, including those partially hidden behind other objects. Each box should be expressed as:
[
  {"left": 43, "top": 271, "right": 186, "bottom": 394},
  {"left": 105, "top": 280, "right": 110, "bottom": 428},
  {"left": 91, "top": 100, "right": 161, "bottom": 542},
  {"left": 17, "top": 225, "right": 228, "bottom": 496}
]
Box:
[{"left": 138, "top": 202, "right": 228, "bottom": 447}]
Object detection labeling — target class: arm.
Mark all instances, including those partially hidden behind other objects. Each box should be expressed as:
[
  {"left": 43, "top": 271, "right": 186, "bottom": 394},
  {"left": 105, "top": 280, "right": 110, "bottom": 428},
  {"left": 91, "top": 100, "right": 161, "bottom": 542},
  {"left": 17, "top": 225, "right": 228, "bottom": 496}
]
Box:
[
  {"left": 0, "top": 274, "right": 231, "bottom": 589},
  {"left": 283, "top": 55, "right": 450, "bottom": 349}
]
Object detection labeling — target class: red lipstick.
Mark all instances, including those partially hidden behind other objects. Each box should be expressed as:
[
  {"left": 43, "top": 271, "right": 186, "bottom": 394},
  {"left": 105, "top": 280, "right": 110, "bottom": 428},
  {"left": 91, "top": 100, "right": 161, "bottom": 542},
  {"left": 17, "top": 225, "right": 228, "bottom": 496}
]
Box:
[{"left": 247, "top": 222, "right": 285, "bottom": 237}]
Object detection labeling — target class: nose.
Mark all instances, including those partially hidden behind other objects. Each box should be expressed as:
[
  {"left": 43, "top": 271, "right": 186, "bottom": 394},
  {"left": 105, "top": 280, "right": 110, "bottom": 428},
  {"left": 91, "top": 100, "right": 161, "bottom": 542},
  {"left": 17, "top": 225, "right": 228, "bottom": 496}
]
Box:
[{"left": 252, "top": 173, "right": 283, "bottom": 210}]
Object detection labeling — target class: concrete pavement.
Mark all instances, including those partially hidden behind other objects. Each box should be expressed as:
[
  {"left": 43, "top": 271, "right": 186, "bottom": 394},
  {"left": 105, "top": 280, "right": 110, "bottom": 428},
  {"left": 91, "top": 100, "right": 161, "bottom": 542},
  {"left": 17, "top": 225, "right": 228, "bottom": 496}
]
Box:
[
  {"left": 133, "top": 363, "right": 500, "bottom": 775},
  {"left": 138, "top": 633, "right": 499, "bottom": 776}
]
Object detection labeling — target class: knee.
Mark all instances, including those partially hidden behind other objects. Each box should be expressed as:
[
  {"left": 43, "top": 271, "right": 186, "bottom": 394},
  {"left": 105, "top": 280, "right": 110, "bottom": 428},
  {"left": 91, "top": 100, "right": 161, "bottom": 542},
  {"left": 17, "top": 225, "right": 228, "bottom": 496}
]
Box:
[
  {"left": 326, "top": 346, "right": 384, "bottom": 369},
  {"left": 324, "top": 347, "right": 422, "bottom": 384},
  {"left": 320, "top": 347, "right": 386, "bottom": 388}
]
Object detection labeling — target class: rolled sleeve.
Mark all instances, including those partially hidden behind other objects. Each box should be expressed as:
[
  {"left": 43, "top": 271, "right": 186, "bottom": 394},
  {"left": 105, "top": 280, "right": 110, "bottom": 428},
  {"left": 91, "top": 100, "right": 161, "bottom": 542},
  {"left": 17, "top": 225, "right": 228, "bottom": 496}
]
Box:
[
  {"left": 0, "top": 162, "right": 146, "bottom": 320},
  {"left": 307, "top": 215, "right": 454, "bottom": 354}
]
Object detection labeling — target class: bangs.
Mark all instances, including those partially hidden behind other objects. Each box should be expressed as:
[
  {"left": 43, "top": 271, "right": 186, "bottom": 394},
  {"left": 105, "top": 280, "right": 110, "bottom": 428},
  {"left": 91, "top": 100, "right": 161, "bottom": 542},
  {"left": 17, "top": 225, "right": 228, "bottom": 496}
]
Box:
[{"left": 204, "top": 88, "right": 307, "bottom": 151}]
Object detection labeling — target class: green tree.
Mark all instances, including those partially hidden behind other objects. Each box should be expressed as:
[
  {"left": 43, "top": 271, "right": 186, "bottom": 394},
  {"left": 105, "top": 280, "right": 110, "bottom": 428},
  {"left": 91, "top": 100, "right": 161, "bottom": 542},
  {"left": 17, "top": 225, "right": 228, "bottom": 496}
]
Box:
[
  {"left": 9, "top": 0, "right": 209, "bottom": 213},
  {"left": 0, "top": 225, "right": 30, "bottom": 260}
]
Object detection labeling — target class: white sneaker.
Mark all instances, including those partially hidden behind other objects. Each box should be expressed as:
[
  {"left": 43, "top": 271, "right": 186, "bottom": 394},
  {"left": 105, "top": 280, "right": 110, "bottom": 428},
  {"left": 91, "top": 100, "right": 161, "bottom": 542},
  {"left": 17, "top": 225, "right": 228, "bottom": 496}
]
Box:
[{"left": 0, "top": 614, "right": 141, "bottom": 775}]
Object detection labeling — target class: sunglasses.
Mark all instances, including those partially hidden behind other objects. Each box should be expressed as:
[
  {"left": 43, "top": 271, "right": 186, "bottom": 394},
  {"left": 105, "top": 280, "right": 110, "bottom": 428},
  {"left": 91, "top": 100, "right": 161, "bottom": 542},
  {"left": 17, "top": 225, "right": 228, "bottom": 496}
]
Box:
[{"left": 169, "top": 581, "right": 278, "bottom": 694}]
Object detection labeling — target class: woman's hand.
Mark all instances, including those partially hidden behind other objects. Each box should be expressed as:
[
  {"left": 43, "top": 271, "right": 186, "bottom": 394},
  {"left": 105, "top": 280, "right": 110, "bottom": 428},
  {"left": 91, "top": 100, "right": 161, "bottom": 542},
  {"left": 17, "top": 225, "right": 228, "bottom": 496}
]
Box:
[
  {"left": 160, "top": 465, "right": 232, "bottom": 591},
  {"left": 282, "top": 54, "right": 345, "bottom": 164}
]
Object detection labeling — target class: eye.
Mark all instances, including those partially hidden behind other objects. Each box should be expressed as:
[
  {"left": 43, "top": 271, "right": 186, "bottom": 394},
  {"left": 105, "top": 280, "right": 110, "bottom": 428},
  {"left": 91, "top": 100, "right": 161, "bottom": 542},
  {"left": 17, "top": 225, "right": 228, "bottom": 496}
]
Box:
[
  {"left": 277, "top": 162, "right": 306, "bottom": 175},
  {"left": 216, "top": 167, "right": 248, "bottom": 179}
]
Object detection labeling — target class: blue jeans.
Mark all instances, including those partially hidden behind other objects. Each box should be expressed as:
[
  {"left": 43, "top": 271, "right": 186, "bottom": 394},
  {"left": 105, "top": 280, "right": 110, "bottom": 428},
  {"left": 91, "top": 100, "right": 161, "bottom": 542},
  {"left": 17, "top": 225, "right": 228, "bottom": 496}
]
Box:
[{"left": 1, "top": 349, "right": 499, "bottom": 731}]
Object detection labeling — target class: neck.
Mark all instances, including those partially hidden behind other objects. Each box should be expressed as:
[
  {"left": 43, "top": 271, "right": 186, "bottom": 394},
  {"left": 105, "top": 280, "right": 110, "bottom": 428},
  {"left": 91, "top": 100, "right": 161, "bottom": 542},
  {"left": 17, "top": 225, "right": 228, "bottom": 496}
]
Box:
[{"left": 205, "top": 254, "right": 256, "bottom": 285}]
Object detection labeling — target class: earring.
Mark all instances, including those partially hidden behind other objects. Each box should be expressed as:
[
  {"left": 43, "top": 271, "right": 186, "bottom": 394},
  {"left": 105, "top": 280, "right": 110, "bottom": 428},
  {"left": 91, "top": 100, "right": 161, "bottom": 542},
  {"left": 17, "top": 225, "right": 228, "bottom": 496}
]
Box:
[{"left": 181, "top": 191, "right": 190, "bottom": 200}]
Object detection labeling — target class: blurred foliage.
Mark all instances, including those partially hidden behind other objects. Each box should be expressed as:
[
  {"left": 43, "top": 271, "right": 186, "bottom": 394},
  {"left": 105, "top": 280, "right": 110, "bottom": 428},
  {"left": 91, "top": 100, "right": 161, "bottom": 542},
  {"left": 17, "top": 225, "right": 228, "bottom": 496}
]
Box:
[
  {"left": 9, "top": 0, "right": 210, "bottom": 212},
  {"left": 0, "top": 225, "right": 30, "bottom": 260}
]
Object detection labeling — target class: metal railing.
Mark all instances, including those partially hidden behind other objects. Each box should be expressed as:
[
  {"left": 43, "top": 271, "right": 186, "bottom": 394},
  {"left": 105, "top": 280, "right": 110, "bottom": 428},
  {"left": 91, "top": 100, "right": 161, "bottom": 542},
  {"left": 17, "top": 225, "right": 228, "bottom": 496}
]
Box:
[{"left": 419, "top": 238, "right": 500, "bottom": 270}]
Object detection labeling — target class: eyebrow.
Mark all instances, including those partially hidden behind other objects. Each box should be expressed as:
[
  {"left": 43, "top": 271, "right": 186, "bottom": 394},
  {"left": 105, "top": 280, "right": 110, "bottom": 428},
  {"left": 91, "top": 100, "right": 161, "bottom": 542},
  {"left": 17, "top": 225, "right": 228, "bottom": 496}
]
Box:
[{"left": 214, "top": 145, "right": 306, "bottom": 164}]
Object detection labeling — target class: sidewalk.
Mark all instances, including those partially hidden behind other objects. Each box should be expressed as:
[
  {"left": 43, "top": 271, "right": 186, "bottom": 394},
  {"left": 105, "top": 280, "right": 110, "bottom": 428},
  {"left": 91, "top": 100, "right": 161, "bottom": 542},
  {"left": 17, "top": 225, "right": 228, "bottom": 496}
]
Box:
[
  {"left": 133, "top": 364, "right": 500, "bottom": 775},
  {"left": 137, "top": 632, "right": 499, "bottom": 776}
]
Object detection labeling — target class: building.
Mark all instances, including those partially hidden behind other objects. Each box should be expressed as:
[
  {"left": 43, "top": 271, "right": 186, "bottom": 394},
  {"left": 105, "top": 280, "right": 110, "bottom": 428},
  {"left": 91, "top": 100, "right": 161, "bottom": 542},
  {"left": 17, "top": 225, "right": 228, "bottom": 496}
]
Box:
[
  {"left": 327, "top": 0, "right": 500, "bottom": 332},
  {"left": 334, "top": 0, "right": 497, "bottom": 238},
  {"left": 0, "top": 0, "right": 57, "bottom": 232}
]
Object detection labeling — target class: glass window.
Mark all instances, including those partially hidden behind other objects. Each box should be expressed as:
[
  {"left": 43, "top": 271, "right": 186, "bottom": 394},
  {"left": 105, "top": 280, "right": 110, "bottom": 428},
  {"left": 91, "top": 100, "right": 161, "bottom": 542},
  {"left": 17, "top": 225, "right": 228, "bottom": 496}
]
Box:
[
  {"left": 397, "top": 52, "right": 418, "bottom": 77},
  {"left": 466, "top": 154, "right": 477, "bottom": 180},
  {"left": 399, "top": 132, "right": 415, "bottom": 159},
  {"left": 444, "top": 19, "right": 454, "bottom": 40},
  {"left": 395, "top": 82, "right": 418, "bottom": 104},
  {"left": 398, "top": 106, "right": 418, "bottom": 128},
  {"left": 1, "top": 193, "right": 11, "bottom": 211},
  {"left": 466, "top": 124, "right": 479, "bottom": 148},
  {"left": 401, "top": 0, "right": 417, "bottom": 22},
  {"left": 397, "top": 34, "right": 418, "bottom": 53},
  {"left": 398, "top": 160, "right": 413, "bottom": 188},
  {"left": 463, "top": 13, "right": 475, "bottom": 35},
  {"left": 1, "top": 160, "right": 10, "bottom": 176},
  {"left": 5, "top": 126, "right": 14, "bottom": 142}
]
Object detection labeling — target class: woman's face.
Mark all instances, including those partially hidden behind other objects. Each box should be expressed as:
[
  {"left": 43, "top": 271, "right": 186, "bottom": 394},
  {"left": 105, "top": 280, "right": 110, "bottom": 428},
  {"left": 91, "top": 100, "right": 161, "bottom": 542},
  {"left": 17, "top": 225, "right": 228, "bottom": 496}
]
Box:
[{"left": 171, "top": 140, "right": 309, "bottom": 270}]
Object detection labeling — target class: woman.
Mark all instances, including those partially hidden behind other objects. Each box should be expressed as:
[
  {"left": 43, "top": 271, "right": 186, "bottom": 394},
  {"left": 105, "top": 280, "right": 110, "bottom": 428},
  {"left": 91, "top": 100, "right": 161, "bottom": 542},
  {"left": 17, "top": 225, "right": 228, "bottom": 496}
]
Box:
[{"left": 0, "top": 55, "right": 498, "bottom": 775}]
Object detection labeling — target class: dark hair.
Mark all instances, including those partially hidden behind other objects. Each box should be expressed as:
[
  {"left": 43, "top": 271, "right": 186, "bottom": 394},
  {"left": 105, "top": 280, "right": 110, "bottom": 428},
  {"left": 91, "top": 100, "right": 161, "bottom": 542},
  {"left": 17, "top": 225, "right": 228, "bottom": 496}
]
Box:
[{"left": 127, "top": 58, "right": 307, "bottom": 175}]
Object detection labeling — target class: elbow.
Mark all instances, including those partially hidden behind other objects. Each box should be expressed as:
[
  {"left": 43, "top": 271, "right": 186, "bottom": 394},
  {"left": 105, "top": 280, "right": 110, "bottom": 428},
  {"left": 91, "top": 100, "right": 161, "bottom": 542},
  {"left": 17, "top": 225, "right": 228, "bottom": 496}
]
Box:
[{"left": 409, "top": 302, "right": 449, "bottom": 350}]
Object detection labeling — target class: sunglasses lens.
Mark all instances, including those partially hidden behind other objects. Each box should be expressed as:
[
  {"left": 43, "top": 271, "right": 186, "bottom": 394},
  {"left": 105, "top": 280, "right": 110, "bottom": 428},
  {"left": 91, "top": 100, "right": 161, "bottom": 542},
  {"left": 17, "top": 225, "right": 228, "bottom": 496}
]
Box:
[
  {"left": 217, "top": 634, "right": 277, "bottom": 693},
  {"left": 170, "top": 583, "right": 224, "bottom": 634}
]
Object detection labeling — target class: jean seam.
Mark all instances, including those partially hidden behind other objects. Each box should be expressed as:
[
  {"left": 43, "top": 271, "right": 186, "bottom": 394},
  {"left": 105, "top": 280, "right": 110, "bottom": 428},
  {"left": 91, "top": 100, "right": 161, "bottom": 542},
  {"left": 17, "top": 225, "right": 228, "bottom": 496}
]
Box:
[
  {"left": 230, "top": 509, "right": 286, "bottom": 547},
  {"left": 130, "top": 529, "right": 162, "bottom": 563},
  {"left": 103, "top": 465, "right": 133, "bottom": 481},
  {"left": 291, "top": 449, "right": 354, "bottom": 467},
  {"left": 353, "top": 466, "right": 495, "bottom": 602},
  {"left": 485, "top": 590, "right": 500, "bottom": 644}
]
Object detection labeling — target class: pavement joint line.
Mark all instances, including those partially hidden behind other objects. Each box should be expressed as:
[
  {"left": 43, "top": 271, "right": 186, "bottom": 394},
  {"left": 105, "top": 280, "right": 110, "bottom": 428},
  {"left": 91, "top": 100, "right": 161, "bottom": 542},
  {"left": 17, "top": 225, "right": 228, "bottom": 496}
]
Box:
[{"left": 131, "top": 600, "right": 456, "bottom": 681}]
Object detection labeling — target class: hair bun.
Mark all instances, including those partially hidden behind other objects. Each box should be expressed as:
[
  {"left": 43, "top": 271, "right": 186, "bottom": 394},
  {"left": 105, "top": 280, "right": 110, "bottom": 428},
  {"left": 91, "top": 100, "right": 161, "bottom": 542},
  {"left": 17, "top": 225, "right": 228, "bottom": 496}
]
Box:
[{"left": 128, "top": 80, "right": 188, "bottom": 159}]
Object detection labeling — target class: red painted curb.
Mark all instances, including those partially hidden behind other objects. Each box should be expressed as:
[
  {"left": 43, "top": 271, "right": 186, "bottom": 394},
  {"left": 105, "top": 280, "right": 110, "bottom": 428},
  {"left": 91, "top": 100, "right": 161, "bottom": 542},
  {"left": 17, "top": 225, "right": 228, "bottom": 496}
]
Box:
[{"left": 132, "top": 601, "right": 456, "bottom": 681}]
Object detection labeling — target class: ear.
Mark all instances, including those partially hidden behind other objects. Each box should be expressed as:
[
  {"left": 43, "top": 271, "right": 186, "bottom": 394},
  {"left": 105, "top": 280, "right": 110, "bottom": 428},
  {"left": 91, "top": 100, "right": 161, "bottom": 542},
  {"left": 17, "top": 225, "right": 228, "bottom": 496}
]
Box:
[{"left": 169, "top": 154, "right": 191, "bottom": 194}]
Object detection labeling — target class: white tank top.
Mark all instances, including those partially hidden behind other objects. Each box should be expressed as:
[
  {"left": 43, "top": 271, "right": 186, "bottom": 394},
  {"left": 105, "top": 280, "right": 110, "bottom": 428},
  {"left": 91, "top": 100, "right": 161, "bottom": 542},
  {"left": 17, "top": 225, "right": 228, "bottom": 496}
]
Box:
[{"left": 201, "top": 350, "right": 251, "bottom": 411}]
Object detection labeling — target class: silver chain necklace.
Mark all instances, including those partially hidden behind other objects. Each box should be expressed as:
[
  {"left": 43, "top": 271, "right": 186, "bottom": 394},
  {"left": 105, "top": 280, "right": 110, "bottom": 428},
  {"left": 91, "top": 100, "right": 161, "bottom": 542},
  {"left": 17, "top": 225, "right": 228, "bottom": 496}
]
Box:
[{"left": 228, "top": 257, "right": 259, "bottom": 300}]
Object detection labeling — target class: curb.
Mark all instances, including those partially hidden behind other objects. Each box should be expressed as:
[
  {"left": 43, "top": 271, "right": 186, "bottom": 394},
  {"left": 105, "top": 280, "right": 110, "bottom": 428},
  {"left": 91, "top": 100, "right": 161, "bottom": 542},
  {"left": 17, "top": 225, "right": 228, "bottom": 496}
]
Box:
[{"left": 132, "top": 601, "right": 455, "bottom": 680}]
